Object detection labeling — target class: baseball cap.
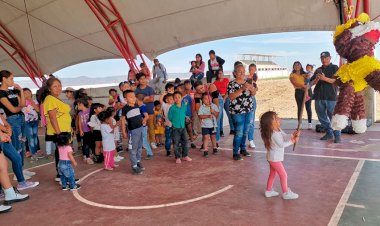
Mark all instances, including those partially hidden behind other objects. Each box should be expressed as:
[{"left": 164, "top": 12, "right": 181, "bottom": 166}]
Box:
[
  {"left": 64, "top": 87, "right": 75, "bottom": 92},
  {"left": 320, "top": 51, "right": 331, "bottom": 58}
]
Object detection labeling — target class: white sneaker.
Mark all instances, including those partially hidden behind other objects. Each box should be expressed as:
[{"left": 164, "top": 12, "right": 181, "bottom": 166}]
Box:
[
  {"left": 0, "top": 205, "right": 12, "bottom": 213},
  {"left": 13, "top": 174, "right": 31, "bottom": 181},
  {"left": 114, "top": 157, "right": 120, "bottom": 162},
  {"left": 249, "top": 140, "right": 256, "bottom": 148},
  {"left": 17, "top": 181, "right": 39, "bottom": 191},
  {"left": 23, "top": 170, "right": 36, "bottom": 177},
  {"left": 282, "top": 188, "right": 299, "bottom": 200},
  {"left": 117, "top": 155, "right": 124, "bottom": 160},
  {"left": 265, "top": 190, "right": 279, "bottom": 198},
  {"left": 308, "top": 123, "right": 313, "bottom": 130},
  {"left": 151, "top": 142, "right": 157, "bottom": 149}
]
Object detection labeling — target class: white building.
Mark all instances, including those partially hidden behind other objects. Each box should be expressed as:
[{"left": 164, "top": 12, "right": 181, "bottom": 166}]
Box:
[{"left": 237, "top": 53, "right": 288, "bottom": 79}]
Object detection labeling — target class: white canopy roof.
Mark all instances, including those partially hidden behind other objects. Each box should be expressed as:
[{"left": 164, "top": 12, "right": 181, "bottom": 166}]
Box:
[{"left": 0, "top": 0, "right": 379, "bottom": 77}]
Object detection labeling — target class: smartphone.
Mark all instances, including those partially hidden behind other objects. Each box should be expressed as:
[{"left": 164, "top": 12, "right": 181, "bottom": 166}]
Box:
[{"left": 246, "top": 78, "right": 253, "bottom": 84}]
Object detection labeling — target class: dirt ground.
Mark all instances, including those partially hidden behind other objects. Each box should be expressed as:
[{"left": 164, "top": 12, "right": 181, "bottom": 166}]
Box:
[{"left": 255, "top": 78, "right": 380, "bottom": 122}]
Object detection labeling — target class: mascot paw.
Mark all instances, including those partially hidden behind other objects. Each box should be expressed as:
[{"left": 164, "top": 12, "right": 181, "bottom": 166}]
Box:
[
  {"left": 331, "top": 114, "right": 348, "bottom": 131},
  {"left": 352, "top": 119, "right": 367, "bottom": 133}
]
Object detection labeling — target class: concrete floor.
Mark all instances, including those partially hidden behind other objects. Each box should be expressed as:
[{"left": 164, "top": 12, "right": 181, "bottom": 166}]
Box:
[{"left": 4, "top": 122, "right": 380, "bottom": 225}]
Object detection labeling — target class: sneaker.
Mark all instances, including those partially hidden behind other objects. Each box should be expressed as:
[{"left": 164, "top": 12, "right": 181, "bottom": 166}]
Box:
[
  {"left": 17, "top": 181, "right": 39, "bottom": 191},
  {"left": 117, "top": 155, "right": 124, "bottom": 160},
  {"left": 132, "top": 166, "right": 143, "bottom": 175},
  {"left": 86, "top": 158, "right": 94, "bottom": 165},
  {"left": 182, "top": 156, "right": 192, "bottom": 162},
  {"left": 151, "top": 142, "right": 157, "bottom": 149},
  {"left": 334, "top": 135, "right": 341, "bottom": 143},
  {"left": 308, "top": 123, "right": 313, "bottom": 130},
  {"left": 55, "top": 176, "right": 61, "bottom": 182},
  {"left": 62, "top": 186, "right": 69, "bottom": 191},
  {"left": 282, "top": 189, "right": 299, "bottom": 200},
  {"left": 320, "top": 133, "right": 333, "bottom": 140},
  {"left": 104, "top": 167, "right": 114, "bottom": 171},
  {"left": 4, "top": 187, "right": 29, "bottom": 205},
  {"left": 113, "top": 164, "right": 119, "bottom": 168},
  {"left": 203, "top": 151, "right": 209, "bottom": 158},
  {"left": 0, "top": 192, "right": 4, "bottom": 202},
  {"left": 241, "top": 151, "right": 251, "bottom": 157},
  {"left": 190, "top": 143, "right": 196, "bottom": 149},
  {"left": 25, "top": 151, "right": 31, "bottom": 158},
  {"left": 220, "top": 132, "right": 224, "bottom": 137},
  {"left": 265, "top": 190, "right": 279, "bottom": 198},
  {"left": 249, "top": 140, "right": 256, "bottom": 148},
  {"left": 14, "top": 174, "right": 31, "bottom": 181},
  {"left": 233, "top": 154, "right": 243, "bottom": 161},
  {"left": 175, "top": 158, "right": 181, "bottom": 164},
  {"left": 137, "top": 162, "right": 145, "bottom": 171},
  {"left": 59, "top": 179, "right": 80, "bottom": 186},
  {"left": 70, "top": 185, "right": 81, "bottom": 191},
  {"left": 230, "top": 130, "right": 235, "bottom": 135},
  {"left": 23, "top": 170, "right": 36, "bottom": 177},
  {"left": 145, "top": 155, "right": 153, "bottom": 160},
  {"left": 114, "top": 157, "right": 121, "bottom": 162},
  {"left": 213, "top": 148, "right": 219, "bottom": 155},
  {"left": 0, "top": 205, "right": 12, "bottom": 214},
  {"left": 166, "top": 151, "right": 172, "bottom": 157}
]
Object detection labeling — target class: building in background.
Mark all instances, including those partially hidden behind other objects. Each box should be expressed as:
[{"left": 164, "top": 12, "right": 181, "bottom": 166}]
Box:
[{"left": 238, "top": 53, "right": 288, "bottom": 79}]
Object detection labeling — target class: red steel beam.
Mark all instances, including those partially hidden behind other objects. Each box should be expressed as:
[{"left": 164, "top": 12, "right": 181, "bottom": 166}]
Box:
[
  {"left": 85, "top": 0, "right": 147, "bottom": 75},
  {"left": 363, "top": 0, "right": 369, "bottom": 15},
  {"left": 355, "top": 0, "right": 361, "bottom": 17},
  {"left": 0, "top": 22, "right": 41, "bottom": 87}
]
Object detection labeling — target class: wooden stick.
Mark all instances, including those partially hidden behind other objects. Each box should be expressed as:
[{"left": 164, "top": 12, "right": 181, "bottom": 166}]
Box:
[{"left": 293, "top": 87, "right": 308, "bottom": 151}]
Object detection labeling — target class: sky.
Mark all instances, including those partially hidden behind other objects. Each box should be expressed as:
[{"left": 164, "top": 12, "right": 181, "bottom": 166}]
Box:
[{"left": 18, "top": 31, "right": 380, "bottom": 81}]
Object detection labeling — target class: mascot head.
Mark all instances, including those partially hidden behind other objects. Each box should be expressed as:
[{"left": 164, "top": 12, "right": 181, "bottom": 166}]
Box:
[{"left": 334, "top": 13, "right": 380, "bottom": 62}]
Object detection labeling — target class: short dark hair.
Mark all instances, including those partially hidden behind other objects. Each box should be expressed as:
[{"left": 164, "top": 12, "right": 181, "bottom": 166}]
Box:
[
  {"left": 165, "top": 83, "right": 174, "bottom": 91},
  {"left": 136, "top": 72, "right": 145, "bottom": 81},
  {"left": 164, "top": 93, "right": 173, "bottom": 102},
  {"left": 184, "top": 80, "right": 191, "bottom": 84},
  {"left": 234, "top": 61, "right": 243, "bottom": 67},
  {"left": 23, "top": 88, "right": 32, "bottom": 93},
  {"left": 175, "top": 78, "right": 181, "bottom": 83},
  {"left": 140, "top": 63, "right": 145, "bottom": 67},
  {"left": 56, "top": 132, "right": 71, "bottom": 146},
  {"left": 136, "top": 93, "right": 145, "bottom": 101},
  {"left": 194, "top": 80, "right": 203, "bottom": 89},
  {"left": 154, "top": 100, "right": 161, "bottom": 106},
  {"left": 173, "top": 91, "right": 182, "bottom": 97},
  {"left": 201, "top": 93, "right": 209, "bottom": 100},
  {"left": 306, "top": 64, "right": 314, "bottom": 69},
  {"left": 108, "top": 88, "right": 117, "bottom": 94},
  {"left": 77, "top": 97, "right": 89, "bottom": 108},
  {"left": 98, "top": 109, "right": 113, "bottom": 122},
  {"left": 209, "top": 50, "right": 215, "bottom": 55},
  {"left": 123, "top": 90, "right": 134, "bottom": 98},
  {"left": 249, "top": 63, "right": 256, "bottom": 69}
]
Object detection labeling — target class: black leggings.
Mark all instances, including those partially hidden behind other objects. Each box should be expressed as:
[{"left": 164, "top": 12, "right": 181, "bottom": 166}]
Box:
[
  {"left": 206, "top": 70, "right": 218, "bottom": 83},
  {"left": 295, "top": 89, "right": 312, "bottom": 123}
]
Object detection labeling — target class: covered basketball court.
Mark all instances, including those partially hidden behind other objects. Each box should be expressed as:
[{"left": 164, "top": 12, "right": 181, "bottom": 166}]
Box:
[{"left": 1, "top": 0, "right": 380, "bottom": 225}]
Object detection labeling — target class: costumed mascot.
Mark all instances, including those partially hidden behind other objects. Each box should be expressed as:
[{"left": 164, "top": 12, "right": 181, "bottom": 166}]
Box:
[{"left": 331, "top": 13, "right": 380, "bottom": 133}]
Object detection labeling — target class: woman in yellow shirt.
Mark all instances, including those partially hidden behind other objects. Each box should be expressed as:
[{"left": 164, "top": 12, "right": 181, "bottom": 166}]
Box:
[
  {"left": 41, "top": 77, "right": 72, "bottom": 181},
  {"left": 289, "top": 61, "right": 312, "bottom": 129}
]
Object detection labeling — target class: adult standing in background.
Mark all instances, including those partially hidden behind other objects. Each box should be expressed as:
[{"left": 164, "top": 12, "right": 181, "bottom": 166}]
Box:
[
  {"left": 213, "top": 70, "right": 230, "bottom": 137},
  {"left": 227, "top": 64, "right": 255, "bottom": 161},
  {"left": 289, "top": 61, "right": 313, "bottom": 130},
  {"left": 151, "top": 58, "right": 168, "bottom": 94},
  {"left": 311, "top": 51, "right": 340, "bottom": 143},
  {"left": 246, "top": 64, "right": 258, "bottom": 148},
  {"left": 207, "top": 50, "right": 225, "bottom": 83},
  {"left": 135, "top": 73, "right": 157, "bottom": 149}
]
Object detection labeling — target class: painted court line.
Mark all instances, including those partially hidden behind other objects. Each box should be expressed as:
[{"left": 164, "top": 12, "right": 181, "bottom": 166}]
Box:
[
  {"left": 328, "top": 160, "right": 365, "bottom": 226},
  {"left": 346, "top": 203, "right": 366, "bottom": 209}
]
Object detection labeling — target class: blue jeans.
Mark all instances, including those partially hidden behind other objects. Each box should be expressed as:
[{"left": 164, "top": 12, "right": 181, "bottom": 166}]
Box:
[
  {"left": 224, "top": 97, "right": 234, "bottom": 131},
  {"left": 216, "top": 95, "right": 224, "bottom": 142},
  {"left": 232, "top": 112, "right": 252, "bottom": 155},
  {"left": 248, "top": 97, "right": 257, "bottom": 141},
  {"left": 165, "top": 126, "right": 173, "bottom": 152},
  {"left": 315, "top": 100, "right": 341, "bottom": 137},
  {"left": 142, "top": 126, "right": 153, "bottom": 156},
  {"left": 7, "top": 114, "right": 25, "bottom": 166},
  {"left": 1, "top": 142, "right": 25, "bottom": 183},
  {"left": 58, "top": 160, "right": 76, "bottom": 189},
  {"left": 24, "top": 121, "right": 39, "bottom": 155}
]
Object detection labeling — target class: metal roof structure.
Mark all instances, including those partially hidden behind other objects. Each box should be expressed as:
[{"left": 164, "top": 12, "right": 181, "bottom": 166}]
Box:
[{"left": 0, "top": 0, "right": 379, "bottom": 81}]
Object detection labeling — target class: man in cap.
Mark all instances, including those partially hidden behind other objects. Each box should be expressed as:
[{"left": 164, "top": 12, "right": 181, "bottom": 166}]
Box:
[{"left": 311, "top": 51, "right": 341, "bottom": 143}]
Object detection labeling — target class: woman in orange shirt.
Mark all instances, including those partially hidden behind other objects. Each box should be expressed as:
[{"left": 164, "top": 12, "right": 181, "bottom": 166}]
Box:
[{"left": 289, "top": 61, "right": 312, "bottom": 129}]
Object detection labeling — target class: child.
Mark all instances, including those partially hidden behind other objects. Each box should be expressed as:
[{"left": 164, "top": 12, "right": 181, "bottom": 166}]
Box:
[
  {"left": 88, "top": 103, "right": 105, "bottom": 163},
  {"left": 121, "top": 90, "right": 144, "bottom": 175},
  {"left": 165, "top": 83, "right": 175, "bottom": 94},
  {"left": 153, "top": 100, "right": 164, "bottom": 146},
  {"left": 198, "top": 93, "right": 219, "bottom": 157},
  {"left": 136, "top": 94, "right": 154, "bottom": 160},
  {"left": 76, "top": 98, "right": 94, "bottom": 165},
  {"left": 189, "top": 60, "right": 197, "bottom": 88},
  {"left": 108, "top": 88, "right": 119, "bottom": 107},
  {"left": 57, "top": 132, "right": 80, "bottom": 191},
  {"left": 259, "top": 111, "right": 300, "bottom": 200},
  {"left": 160, "top": 92, "right": 174, "bottom": 156},
  {"left": 106, "top": 107, "right": 124, "bottom": 162},
  {"left": 305, "top": 64, "right": 314, "bottom": 102},
  {"left": 176, "top": 84, "right": 196, "bottom": 148},
  {"left": 168, "top": 91, "right": 192, "bottom": 164},
  {"left": 98, "top": 109, "right": 118, "bottom": 170}
]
